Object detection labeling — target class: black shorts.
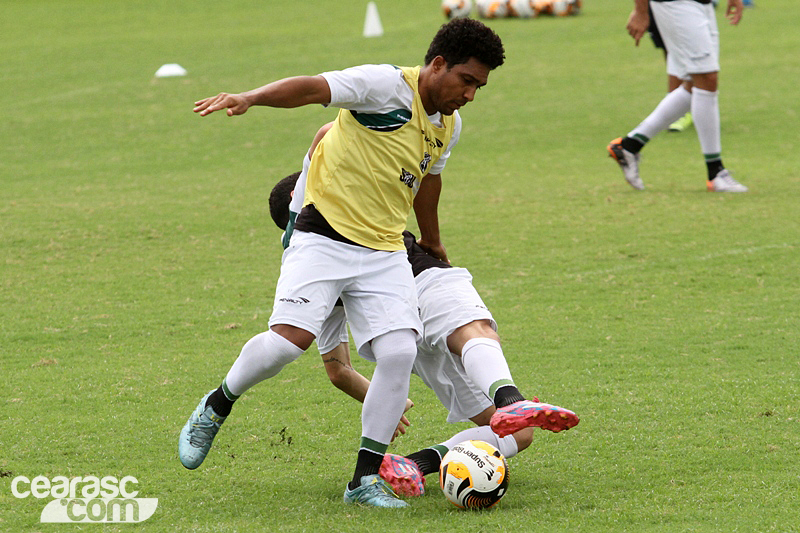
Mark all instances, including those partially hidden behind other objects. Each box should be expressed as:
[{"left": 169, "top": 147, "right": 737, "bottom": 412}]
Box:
[{"left": 648, "top": 6, "right": 666, "bottom": 51}]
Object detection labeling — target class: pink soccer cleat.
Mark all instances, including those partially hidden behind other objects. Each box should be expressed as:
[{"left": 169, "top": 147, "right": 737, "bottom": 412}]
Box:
[
  {"left": 490, "top": 400, "right": 579, "bottom": 437},
  {"left": 379, "top": 453, "right": 425, "bottom": 497}
]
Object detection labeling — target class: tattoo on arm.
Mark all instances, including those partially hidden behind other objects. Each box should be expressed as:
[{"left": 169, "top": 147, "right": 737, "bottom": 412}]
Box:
[{"left": 322, "top": 356, "right": 352, "bottom": 370}]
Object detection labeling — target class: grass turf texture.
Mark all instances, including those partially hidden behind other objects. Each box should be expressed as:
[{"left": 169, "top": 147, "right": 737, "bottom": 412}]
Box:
[{"left": 2, "top": 0, "right": 799, "bottom": 531}]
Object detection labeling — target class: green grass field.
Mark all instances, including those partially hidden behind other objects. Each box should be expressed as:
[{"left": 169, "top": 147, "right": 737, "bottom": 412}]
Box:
[{"left": 2, "top": 0, "right": 799, "bottom": 531}]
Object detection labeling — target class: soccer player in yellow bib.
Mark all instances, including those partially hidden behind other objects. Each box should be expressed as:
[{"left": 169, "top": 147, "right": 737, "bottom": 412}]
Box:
[
  {"left": 179, "top": 19, "right": 505, "bottom": 508},
  {"left": 271, "top": 158, "right": 580, "bottom": 499}
]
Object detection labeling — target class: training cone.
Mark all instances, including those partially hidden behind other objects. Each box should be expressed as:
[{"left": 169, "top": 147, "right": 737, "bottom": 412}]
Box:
[
  {"left": 155, "top": 63, "right": 187, "bottom": 78},
  {"left": 363, "top": 1, "right": 383, "bottom": 38}
]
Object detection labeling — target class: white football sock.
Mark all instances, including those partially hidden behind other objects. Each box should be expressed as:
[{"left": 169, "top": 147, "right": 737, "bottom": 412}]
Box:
[
  {"left": 224, "top": 330, "right": 305, "bottom": 396},
  {"left": 440, "top": 426, "right": 520, "bottom": 459},
  {"left": 629, "top": 85, "right": 692, "bottom": 141},
  {"left": 461, "top": 338, "right": 513, "bottom": 399},
  {"left": 361, "top": 329, "right": 417, "bottom": 445},
  {"left": 691, "top": 87, "right": 722, "bottom": 158}
]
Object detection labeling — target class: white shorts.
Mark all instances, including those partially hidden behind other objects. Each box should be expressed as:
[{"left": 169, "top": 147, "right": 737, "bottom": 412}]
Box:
[
  {"left": 308, "top": 264, "right": 497, "bottom": 422},
  {"left": 412, "top": 267, "right": 496, "bottom": 423},
  {"left": 650, "top": 0, "right": 719, "bottom": 80},
  {"left": 316, "top": 305, "right": 348, "bottom": 355},
  {"left": 413, "top": 347, "right": 494, "bottom": 424},
  {"left": 269, "top": 231, "right": 422, "bottom": 360},
  {"left": 416, "top": 267, "right": 496, "bottom": 355}
]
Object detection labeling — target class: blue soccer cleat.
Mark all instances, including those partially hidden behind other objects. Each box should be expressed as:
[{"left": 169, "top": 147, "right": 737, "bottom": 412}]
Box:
[
  {"left": 343, "top": 474, "right": 409, "bottom": 508},
  {"left": 179, "top": 390, "right": 226, "bottom": 469}
]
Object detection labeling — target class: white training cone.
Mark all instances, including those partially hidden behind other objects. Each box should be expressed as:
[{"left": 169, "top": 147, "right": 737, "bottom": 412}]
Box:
[
  {"left": 363, "top": 1, "right": 383, "bottom": 38},
  {"left": 155, "top": 63, "right": 187, "bottom": 78}
]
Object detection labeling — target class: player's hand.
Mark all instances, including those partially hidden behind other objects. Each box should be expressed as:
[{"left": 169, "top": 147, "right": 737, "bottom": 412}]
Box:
[
  {"left": 726, "top": 0, "right": 744, "bottom": 25},
  {"left": 626, "top": 9, "right": 649, "bottom": 46},
  {"left": 391, "top": 400, "right": 414, "bottom": 442},
  {"left": 391, "top": 415, "right": 411, "bottom": 442},
  {"left": 193, "top": 92, "right": 250, "bottom": 117},
  {"left": 417, "top": 239, "right": 449, "bottom": 264},
  {"left": 404, "top": 398, "right": 414, "bottom": 414}
]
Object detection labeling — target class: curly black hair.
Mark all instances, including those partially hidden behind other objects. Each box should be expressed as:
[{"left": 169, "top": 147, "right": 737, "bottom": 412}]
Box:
[
  {"left": 424, "top": 18, "right": 505, "bottom": 70},
  {"left": 269, "top": 171, "right": 300, "bottom": 230}
]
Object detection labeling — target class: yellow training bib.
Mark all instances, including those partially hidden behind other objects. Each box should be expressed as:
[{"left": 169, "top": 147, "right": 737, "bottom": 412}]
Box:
[{"left": 304, "top": 66, "right": 455, "bottom": 251}]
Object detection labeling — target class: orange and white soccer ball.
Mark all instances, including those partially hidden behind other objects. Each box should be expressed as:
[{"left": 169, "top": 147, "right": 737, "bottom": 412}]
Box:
[
  {"left": 508, "top": 0, "right": 535, "bottom": 17},
  {"left": 551, "top": 0, "right": 570, "bottom": 15},
  {"left": 552, "top": 0, "right": 581, "bottom": 16},
  {"left": 439, "top": 440, "right": 509, "bottom": 510},
  {"left": 531, "top": 0, "right": 581, "bottom": 16},
  {"left": 476, "top": 0, "right": 509, "bottom": 19},
  {"left": 442, "top": 0, "right": 473, "bottom": 19}
]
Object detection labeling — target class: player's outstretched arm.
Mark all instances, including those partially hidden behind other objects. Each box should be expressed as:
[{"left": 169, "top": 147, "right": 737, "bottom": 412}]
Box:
[{"left": 193, "top": 75, "right": 332, "bottom": 117}]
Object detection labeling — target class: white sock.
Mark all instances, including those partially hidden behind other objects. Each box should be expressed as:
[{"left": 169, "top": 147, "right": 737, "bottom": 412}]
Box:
[
  {"left": 440, "top": 426, "right": 520, "bottom": 459},
  {"left": 224, "top": 330, "right": 305, "bottom": 396},
  {"left": 361, "top": 329, "right": 417, "bottom": 445},
  {"left": 629, "top": 85, "right": 692, "bottom": 141},
  {"left": 691, "top": 87, "right": 722, "bottom": 158},
  {"left": 461, "top": 338, "right": 513, "bottom": 399}
]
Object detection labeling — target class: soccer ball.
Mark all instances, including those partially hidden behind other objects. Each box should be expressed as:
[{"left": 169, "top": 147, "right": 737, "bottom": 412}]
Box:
[
  {"left": 508, "top": 0, "right": 535, "bottom": 18},
  {"left": 442, "top": 0, "right": 473, "bottom": 19},
  {"left": 476, "top": 0, "right": 509, "bottom": 19},
  {"left": 552, "top": 0, "right": 581, "bottom": 16},
  {"left": 532, "top": 0, "right": 552, "bottom": 15},
  {"left": 439, "top": 440, "right": 509, "bottom": 510},
  {"left": 551, "top": 0, "right": 570, "bottom": 15}
]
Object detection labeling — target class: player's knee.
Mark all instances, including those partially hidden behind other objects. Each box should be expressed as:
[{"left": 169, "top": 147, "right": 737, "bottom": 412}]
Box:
[
  {"left": 270, "top": 323, "right": 315, "bottom": 351},
  {"left": 371, "top": 329, "right": 417, "bottom": 365},
  {"left": 691, "top": 71, "right": 718, "bottom": 92},
  {"left": 447, "top": 320, "right": 499, "bottom": 355},
  {"left": 470, "top": 407, "right": 495, "bottom": 427}
]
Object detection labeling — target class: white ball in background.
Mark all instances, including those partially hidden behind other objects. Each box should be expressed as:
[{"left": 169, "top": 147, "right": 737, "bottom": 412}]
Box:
[{"left": 508, "top": 0, "right": 535, "bottom": 18}]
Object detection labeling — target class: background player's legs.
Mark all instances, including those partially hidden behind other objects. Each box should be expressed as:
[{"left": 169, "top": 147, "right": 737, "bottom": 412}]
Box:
[
  {"left": 690, "top": 72, "right": 722, "bottom": 176},
  {"left": 690, "top": 72, "right": 746, "bottom": 191},
  {"left": 623, "top": 85, "right": 693, "bottom": 152},
  {"left": 668, "top": 74, "right": 693, "bottom": 132}
]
